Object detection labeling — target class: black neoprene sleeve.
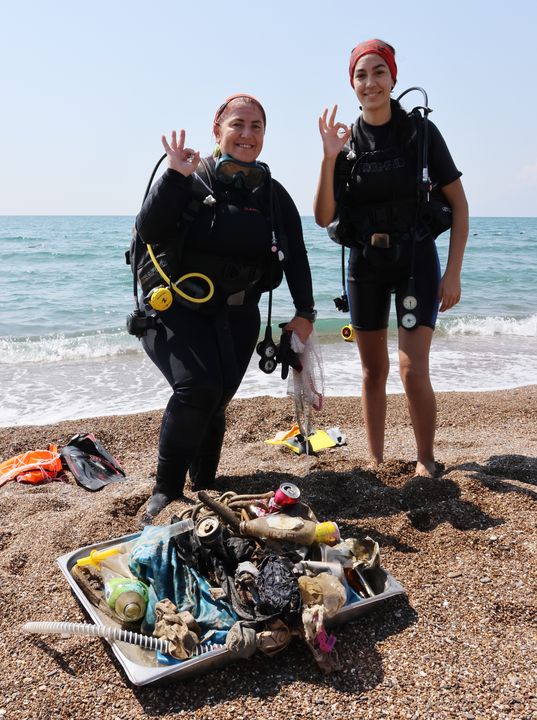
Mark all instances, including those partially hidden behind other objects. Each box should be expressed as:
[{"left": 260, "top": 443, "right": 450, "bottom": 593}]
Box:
[
  {"left": 272, "top": 180, "right": 315, "bottom": 313},
  {"left": 135, "top": 169, "right": 193, "bottom": 247}
]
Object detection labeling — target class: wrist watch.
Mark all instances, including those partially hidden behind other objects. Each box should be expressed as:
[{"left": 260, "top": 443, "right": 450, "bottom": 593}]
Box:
[{"left": 295, "top": 309, "right": 317, "bottom": 323}]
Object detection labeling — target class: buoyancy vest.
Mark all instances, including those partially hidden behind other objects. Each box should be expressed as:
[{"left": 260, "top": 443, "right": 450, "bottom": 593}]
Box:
[
  {"left": 331, "top": 102, "right": 452, "bottom": 248},
  {"left": 128, "top": 159, "right": 284, "bottom": 314}
]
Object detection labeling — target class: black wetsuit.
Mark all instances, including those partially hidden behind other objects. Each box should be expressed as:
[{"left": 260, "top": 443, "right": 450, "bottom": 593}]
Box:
[
  {"left": 335, "top": 102, "right": 461, "bottom": 331},
  {"left": 135, "top": 161, "right": 314, "bottom": 496}
]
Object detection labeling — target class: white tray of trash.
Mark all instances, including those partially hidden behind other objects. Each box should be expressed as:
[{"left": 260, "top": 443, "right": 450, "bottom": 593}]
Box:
[{"left": 56, "top": 530, "right": 406, "bottom": 686}]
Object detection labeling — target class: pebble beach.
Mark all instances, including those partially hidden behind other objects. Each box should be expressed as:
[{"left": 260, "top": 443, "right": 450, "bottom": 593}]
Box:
[{"left": 0, "top": 387, "right": 536, "bottom": 719}]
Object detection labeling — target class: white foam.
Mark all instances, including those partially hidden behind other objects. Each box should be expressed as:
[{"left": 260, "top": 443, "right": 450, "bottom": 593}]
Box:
[
  {"left": 0, "top": 330, "right": 138, "bottom": 364},
  {"left": 2, "top": 311, "right": 535, "bottom": 368},
  {"left": 439, "top": 313, "right": 537, "bottom": 337},
  {"left": 2, "top": 332, "right": 537, "bottom": 426}
]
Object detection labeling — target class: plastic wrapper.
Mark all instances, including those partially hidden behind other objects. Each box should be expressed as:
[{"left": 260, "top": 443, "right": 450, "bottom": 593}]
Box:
[{"left": 287, "top": 329, "right": 325, "bottom": 438}]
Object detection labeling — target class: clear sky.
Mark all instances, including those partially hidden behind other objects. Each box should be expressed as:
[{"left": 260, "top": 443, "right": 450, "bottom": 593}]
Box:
[{"left": 1, "top": 0, "right": 536, "bottom": 216}]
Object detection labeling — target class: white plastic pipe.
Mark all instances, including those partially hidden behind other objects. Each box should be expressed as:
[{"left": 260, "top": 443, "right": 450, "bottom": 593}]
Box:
[{"left": 22, "top": 621, "right": 170, "bottom": 654}]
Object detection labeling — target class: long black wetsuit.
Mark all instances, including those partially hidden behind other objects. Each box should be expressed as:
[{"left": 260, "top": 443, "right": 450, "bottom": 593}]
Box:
[
  {"left": 335, "top": 102, "right": 461, "bottom": 330},
  {"left": 135, "top": 161, "right": 314, "bottom": 496}
]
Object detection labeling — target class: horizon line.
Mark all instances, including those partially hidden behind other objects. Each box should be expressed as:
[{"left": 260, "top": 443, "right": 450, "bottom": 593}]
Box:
[{"left": 1, "top": 214, "right": 537, "bottom": 219}]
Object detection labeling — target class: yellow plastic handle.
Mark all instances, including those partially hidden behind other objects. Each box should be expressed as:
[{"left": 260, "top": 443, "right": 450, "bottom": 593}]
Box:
[{"left": 76, "top": 547, "right": 120, "bottom": 568}]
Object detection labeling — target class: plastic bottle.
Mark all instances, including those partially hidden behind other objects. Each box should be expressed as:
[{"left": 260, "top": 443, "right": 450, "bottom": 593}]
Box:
[
  {"left": 239, "top": 514, "right": 340, "bottom": 546},
  {"left": 103, "top": 573, "right": 149, "bottom": 622}
]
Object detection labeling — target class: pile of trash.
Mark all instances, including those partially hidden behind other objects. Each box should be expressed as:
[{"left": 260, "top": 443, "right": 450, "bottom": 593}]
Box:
[{"left": 24, "top": 483, "right": 381, "bottom": 675}]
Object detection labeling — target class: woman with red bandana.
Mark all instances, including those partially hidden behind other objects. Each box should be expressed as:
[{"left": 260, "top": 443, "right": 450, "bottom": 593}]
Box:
[
  {"left": 135, "top": 94, "right": 315, "bottom": 523},
  {"left": 314, "top": 40, "right": 468, "bottom": 478}
]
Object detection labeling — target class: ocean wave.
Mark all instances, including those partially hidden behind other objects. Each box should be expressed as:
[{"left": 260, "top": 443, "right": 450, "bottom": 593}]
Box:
[
  {"left": 0, "top": 330, "right": 141, "bottom": 364},
  {"left": 2, "top": 312, "right": 535, "bottom": 366},
  {"left": 2, "top": 335, "right": 537, "bottom": 426},
  {"left": 438, "top": 314, "right": 537, "bottom": 337}
]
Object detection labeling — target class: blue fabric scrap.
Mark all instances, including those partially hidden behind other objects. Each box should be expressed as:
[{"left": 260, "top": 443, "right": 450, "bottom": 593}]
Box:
[{"left": 128, "top": 525, "right": 237, "bottom": 639}]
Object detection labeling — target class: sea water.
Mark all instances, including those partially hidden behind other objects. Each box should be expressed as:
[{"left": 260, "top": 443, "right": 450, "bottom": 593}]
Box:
[{"left": 0, "top": 216, "right": 535, "bottom": 426}]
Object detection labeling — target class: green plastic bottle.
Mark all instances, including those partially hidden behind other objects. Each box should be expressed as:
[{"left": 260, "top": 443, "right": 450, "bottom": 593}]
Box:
[{"left": 104, "top": 577, "right": 149, "bottom": 622}]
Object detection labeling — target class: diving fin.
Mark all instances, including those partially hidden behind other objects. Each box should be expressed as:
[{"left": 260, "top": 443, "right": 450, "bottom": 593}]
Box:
[{"left": 60, "top": 433, "right": 126, "bottom": 492}]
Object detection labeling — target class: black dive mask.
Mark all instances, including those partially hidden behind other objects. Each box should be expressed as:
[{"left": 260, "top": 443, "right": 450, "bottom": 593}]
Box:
[{"left": 215, "top": 154, "right": 267, "bottom": 190}]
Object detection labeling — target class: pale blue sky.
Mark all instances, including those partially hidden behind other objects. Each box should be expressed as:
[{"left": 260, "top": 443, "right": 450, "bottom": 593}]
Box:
[{"left": 1, "top": 0, "right": 536, "bottom": 216}]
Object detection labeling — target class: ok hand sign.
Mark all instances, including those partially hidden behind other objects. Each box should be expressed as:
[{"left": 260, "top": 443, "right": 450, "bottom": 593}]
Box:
[
  {"left": 318, "top": 105, "right": 351, "bottom": 160},
  {"left": 161, "top": 129, "right": 200, "bottom": 177}
]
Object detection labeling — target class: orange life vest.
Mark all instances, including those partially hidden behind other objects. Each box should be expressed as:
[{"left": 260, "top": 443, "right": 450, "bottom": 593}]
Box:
[{"left": 0, "top": 445, "right": 63, "bottom": 487}]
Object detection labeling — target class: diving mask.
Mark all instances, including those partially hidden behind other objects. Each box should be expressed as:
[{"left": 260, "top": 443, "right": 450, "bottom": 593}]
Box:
[{"left": 215, "top": 154, "right": 267, "bottom": 190}]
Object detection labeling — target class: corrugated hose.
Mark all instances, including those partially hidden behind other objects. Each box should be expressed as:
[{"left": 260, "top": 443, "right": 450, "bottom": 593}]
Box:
[{"left": 21, "top": 621, "right": 170, "bottom": 654}]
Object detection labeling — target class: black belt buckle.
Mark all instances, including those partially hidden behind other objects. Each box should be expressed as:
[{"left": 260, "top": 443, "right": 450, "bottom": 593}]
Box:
[{"left": 371, "top": 232, "right": 390, "bottom": 249}]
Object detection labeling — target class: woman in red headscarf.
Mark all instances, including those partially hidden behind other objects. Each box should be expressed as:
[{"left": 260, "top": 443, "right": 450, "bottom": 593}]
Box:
[
  {"left": 314, "top": 40, "right": 468, "bottom": 477},
  {"left": 134, "top": 94, "right": 315, "bottom": 523}
]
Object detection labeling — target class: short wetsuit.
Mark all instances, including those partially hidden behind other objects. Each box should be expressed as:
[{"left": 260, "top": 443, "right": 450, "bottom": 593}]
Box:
[{"left": 347, "top": 236, "right": 441, "bottom": 330}]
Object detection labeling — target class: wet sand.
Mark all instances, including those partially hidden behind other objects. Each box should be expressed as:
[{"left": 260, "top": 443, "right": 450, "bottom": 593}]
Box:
[{"left": 0, "top": 387, "right": 536, "bottom": 719}]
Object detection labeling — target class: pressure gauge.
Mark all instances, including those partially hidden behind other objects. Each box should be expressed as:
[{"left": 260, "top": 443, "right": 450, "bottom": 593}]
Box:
[
  {"left": 403, "top": 294, "right": 418, "bottom": 311},
  {"left": 259, "top": 357, "right": 277, "bottom": 374},
  {"left": 402, "top": 312, "right": 417, "bottom": 329}
]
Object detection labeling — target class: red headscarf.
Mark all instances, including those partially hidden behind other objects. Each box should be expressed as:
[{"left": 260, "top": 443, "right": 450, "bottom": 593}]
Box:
[
  {"left": 213, "top": 93, "right": 267, "bottom": 130},
  {"left": 348, "top": 39, "right": 397, "bottom": 87}
]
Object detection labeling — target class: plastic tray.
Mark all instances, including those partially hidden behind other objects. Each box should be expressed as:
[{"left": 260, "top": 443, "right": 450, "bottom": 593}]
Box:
[{"left": 57, "top": 531, "right": 406, "bottom": 686}]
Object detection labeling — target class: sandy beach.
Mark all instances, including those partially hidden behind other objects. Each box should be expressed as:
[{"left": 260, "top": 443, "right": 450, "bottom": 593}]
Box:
[{"left": 0, "top": 386, "right": 536, "bottom": 719}]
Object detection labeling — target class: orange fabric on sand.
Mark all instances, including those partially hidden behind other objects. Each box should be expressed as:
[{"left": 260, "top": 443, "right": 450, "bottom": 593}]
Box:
[{"left": 0, "top": 445, "right": 63, "bottom": 487}]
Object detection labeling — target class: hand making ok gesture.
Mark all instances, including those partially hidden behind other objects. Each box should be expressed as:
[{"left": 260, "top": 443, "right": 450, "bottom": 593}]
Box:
[
  {"left": 161, "top": 129, "right": 201, "bottom": 177},
  {"left": 318, "top": 105, "right": 351, "bottom": 160}
]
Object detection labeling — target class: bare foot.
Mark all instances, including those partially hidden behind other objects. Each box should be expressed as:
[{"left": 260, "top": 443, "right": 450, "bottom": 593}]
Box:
[
  {"left": 415, "top": 460, "right": 439, "bottom": 478},
  {"left": 366, "top": 458, "right": 383, "bottom": 472}
]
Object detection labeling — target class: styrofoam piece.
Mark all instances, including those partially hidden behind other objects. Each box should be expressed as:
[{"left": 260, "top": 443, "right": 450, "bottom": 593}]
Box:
[{"left": 56, "top": 530, "right": 405, "bottom": 686}]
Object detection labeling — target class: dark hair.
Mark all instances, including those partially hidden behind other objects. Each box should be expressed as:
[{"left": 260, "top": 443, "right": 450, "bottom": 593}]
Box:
[{"left": 378, "top": 39, "right": 396, "bottom": 55}]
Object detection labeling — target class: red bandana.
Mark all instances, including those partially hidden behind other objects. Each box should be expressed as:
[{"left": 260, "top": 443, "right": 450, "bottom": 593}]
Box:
[{"left": 348, "top": 39, "right": 397, "bottom": 87}]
